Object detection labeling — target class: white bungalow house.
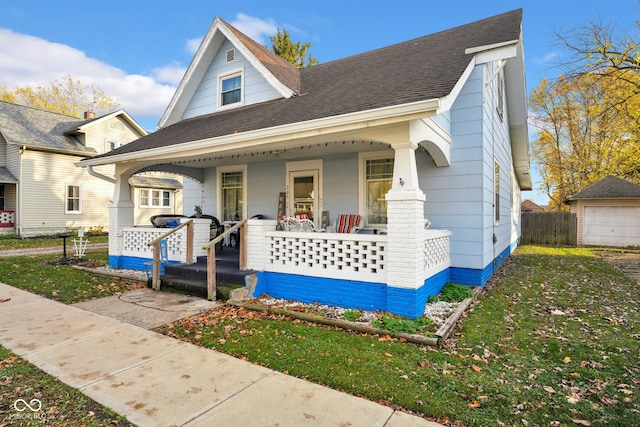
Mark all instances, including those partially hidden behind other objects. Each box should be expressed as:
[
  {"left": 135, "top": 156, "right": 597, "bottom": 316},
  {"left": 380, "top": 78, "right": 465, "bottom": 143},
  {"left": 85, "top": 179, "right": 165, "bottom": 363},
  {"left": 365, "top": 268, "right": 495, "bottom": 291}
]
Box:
[{"left": 78, "top": 9, "right": 531, "bottom": 318}]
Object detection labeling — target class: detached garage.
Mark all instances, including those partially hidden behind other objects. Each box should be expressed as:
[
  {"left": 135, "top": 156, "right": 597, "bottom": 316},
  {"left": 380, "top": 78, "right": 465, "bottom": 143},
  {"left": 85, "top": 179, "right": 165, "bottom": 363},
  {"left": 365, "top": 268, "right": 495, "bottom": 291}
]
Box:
[{"left": 564, "top": 176, "right": 640, "bottom": 247}]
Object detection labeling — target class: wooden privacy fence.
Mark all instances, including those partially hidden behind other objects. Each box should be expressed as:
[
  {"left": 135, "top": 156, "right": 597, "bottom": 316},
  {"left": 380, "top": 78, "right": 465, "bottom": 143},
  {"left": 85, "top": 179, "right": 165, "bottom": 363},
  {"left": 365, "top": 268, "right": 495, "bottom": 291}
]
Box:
[{"left": 521, "top": 212, "right": 577, "bottom": 246}]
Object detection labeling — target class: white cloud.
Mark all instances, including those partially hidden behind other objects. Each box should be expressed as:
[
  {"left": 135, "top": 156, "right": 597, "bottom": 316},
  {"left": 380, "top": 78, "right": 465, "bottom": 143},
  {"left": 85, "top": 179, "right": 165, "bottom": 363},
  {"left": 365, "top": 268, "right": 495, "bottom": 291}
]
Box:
[
  {"left": 186, "top": 37, "right": 202, "bottom": 55},
  {"left": 152, "top": 62, "right": 187, "bottom": 86},
  {"left": 230, "top": 13, "right": 278, "bottom": 45},
  {"left": 0, "top": 28, "right": 175, "bottom": 127}
]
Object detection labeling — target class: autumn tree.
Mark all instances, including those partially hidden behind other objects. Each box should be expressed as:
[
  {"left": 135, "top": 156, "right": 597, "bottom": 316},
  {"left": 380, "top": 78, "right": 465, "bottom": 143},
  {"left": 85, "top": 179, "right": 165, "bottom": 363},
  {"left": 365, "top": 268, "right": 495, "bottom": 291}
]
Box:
[
  {"left": 0, "top": 75, "right": 119, "bottom": 118},
  {"left": 530, "top": 72, "right": 640, "bottom": 210},
  {"left": 530, "top": 20, "right": 640, "bottom": 210},
  {"left": 270, "top": 28, "right": 318, "bottom": 68}
]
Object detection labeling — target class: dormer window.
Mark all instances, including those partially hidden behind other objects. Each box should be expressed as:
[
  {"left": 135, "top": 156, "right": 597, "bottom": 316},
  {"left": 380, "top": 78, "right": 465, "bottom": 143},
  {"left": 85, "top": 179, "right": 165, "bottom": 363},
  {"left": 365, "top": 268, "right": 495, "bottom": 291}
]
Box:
[{"left": 220, "top": 71, "right": 243, "bottom": 107}]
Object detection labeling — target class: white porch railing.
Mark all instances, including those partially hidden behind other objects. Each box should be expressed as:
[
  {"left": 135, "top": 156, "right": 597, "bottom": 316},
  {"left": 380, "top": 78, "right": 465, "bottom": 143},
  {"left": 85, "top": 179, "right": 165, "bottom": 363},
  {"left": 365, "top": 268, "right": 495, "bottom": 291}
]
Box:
[
  {"left": 243, "top": 220, "right": 451, "bottom": 285},
  {"left": 421, "top": 229, "right": 452, "bottom": 280},
  {"left": 120, "top": 218, "right": 211, "bottom": 263},
  {"left": 265, "top": 231, "right": 388, "bottom": 283}
]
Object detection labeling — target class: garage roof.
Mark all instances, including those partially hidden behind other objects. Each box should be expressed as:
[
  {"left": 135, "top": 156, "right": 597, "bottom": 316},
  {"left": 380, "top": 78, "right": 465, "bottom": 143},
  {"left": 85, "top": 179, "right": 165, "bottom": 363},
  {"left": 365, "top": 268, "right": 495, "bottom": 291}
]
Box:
[{"left": 565, "top": 175, "right": 640, "bottom": 202}]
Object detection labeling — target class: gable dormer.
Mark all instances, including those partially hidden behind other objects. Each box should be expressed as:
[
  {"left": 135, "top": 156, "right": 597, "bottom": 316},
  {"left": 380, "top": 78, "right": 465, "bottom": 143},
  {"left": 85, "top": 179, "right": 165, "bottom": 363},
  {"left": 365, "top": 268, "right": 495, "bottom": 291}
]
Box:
[{"left": 159, "top": 17, "right": 300, "bottom": 128}]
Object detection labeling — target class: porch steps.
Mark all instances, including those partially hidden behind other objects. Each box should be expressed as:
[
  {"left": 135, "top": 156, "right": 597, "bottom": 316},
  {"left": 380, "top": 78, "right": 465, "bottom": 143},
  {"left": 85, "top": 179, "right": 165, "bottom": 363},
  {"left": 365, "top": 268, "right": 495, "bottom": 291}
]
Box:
[{"left": 160, "top": 247, "right": 255, "bottom": 300}]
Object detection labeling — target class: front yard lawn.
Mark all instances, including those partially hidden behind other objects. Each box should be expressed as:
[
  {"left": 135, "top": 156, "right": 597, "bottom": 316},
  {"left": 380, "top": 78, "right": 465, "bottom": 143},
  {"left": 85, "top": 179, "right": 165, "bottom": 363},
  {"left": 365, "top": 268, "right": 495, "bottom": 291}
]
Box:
[{"left": 159, "top": 246, "right": 640, "bottom": 426}]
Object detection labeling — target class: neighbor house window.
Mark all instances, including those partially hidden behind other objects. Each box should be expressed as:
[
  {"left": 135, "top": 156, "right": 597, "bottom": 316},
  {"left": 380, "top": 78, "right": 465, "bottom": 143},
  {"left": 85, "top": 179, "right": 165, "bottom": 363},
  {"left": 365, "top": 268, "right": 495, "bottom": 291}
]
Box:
[
  {"left": 359, "top": 153, "right": 394, "bottom": 226},
  {"left": 140, "top": 188, "right": 171, "bottom": 208},
  {"left": 220, "top": 71, "right": 242, "bottom": 107},
  {"left": 219, "top": 169, "right": 244, "bottom": 221},
  {"left": 106, "top": 140, "right": 121, "bottom": 151},
  {"left": 0, "top": 185, "right": 4, "bottom": 210},
  {"left": 494, "top": 160, "right": 500, "bottom": 224},
  {"left": 66, "top": 185, "right": 82, "bottom": 214}
]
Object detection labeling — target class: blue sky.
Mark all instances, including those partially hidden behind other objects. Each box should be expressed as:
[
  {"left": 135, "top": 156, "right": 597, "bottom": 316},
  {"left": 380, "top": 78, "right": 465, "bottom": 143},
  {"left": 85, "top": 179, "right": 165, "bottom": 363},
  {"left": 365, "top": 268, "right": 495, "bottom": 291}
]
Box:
[{"left": 1, "top": 1, "right": 639, "bottom": 203}]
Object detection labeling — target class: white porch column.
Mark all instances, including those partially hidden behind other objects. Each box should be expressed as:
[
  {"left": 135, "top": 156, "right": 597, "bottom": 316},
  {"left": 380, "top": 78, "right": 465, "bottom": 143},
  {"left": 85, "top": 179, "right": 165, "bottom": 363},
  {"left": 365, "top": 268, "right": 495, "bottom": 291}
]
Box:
[
  {"left": 108, "top": 172, "right": 134, "bottom": 267},
  {"left": 385, "top": 142, "right": 426, "bottom": 315}
]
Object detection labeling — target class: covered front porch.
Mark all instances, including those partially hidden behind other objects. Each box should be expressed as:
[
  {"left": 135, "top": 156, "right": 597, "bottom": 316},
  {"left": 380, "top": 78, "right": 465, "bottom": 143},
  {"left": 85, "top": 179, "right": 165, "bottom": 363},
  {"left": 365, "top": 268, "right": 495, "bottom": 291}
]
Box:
[{"left": 94, "top": 115, "right": 454, "bottom": 317}]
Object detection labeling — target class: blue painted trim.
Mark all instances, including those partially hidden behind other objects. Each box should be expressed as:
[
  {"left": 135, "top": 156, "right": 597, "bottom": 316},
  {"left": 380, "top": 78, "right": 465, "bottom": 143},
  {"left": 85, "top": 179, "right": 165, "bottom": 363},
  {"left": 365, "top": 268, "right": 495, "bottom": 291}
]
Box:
[
  {"left": 450, "top": 241, "right": 517, "bottom": 286},
  {"left": 108, "top": 255, "right": 178, "bottom": 274},
  {"left": 253, "top": 267, "right": 451, "bottom": 318},
  {"left": 254, "top": 272, "right": 388, "bottom": 312}
]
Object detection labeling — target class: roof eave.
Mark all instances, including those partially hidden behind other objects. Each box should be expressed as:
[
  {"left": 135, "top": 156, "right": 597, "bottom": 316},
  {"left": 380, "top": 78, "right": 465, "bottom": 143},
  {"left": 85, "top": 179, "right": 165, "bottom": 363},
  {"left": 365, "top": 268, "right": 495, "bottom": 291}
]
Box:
[
  {"left": 79, "top": 98, "right": 441, "bottom": 167},
  {"left": 9, "top": 141, "right": 97, "bottom": 157}
]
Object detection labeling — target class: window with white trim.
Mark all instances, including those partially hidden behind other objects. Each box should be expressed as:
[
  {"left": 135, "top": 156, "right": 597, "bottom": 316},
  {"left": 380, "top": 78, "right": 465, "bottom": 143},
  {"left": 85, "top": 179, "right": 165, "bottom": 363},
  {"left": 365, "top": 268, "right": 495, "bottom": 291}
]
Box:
[
  {"left": 140, "top": 188, "right": 172, "bottom": 208},
  {"left": 66, "top": 185, "right": 82, "bottom": 214},
  {"left": 219, "top": 169, "right": 244, "bottom": 221},
  {"left": 359, "top": 152, "right": 394, "bottom": 227},
  {"left": 220, "top": 71, "right": 242, "bottom": 107},
  {"left": 106, "top": 140, "right": 121, "bottom": 152}
]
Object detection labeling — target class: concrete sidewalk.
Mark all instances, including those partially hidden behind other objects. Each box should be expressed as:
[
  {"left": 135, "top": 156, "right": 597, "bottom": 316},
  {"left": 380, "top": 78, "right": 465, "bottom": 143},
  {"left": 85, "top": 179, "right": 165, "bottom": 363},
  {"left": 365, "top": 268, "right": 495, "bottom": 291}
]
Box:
[{"left": 0, "top": 284, "right": 443, "bottom": 427}]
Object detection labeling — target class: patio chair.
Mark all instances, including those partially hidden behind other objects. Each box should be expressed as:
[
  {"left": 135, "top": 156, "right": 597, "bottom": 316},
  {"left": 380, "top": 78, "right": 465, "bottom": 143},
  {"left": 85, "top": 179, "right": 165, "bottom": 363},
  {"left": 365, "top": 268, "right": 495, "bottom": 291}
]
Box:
[
  {"left": 279, "top": 216, "right": 317, "bottom": 232},
  {"left": 143, "top": 239, "right": 168, "bottom": 280},
  {"left": 332, "top": 214, "right": 362, "bottom": 233}
]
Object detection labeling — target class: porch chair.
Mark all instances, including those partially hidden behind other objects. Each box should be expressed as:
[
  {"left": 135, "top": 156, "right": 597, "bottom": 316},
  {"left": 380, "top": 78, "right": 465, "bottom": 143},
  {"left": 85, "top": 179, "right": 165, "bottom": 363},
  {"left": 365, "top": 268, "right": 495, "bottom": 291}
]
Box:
[
  {"left": 279, "top": 215, "right": 317, "bottom": 232},
  {"left": 143, "top": 239, "right": 168, "bottom": 280},
  {"left": 331, "top": 214, "right": 362, "bottom": 233}
]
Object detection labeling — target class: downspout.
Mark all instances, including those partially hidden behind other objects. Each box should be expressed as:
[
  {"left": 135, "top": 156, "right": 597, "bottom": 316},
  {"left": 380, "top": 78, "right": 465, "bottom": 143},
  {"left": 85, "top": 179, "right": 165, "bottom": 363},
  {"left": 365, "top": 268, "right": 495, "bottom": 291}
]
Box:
[
  {"left": 18, "top": 145, "right": 25, "bottom": 236},
  {"left": 86, "top": 165, "right": 116, "bottom": 184}
]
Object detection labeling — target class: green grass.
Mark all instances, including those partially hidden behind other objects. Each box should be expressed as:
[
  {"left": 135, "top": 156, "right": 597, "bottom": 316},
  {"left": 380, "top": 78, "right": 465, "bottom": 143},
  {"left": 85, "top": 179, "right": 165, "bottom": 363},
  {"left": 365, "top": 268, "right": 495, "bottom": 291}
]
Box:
[
  {"left": 0, "top": 250, "right": 144, "bottom": 304},
  {"left": 160, "top": 246, "right": 640, "bottom": 426},
  {"left": 0, "top": 234, "right": 108, "bottom": 250},
  {"left": 0, "top": 345, "right": 133, "bottom": 426}
]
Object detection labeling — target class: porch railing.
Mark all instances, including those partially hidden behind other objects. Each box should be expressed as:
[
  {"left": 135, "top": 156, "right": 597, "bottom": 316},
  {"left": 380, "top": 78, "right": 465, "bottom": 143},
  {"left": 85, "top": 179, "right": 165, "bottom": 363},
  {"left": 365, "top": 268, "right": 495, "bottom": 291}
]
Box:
[
  {"left": 0, "top": 210, "right": 15, "bottom": 227},
  {"left": 147, "top": 220, "right": 194, "bottom": 289},
  {"left": 202, "top": 219, "right": 247, "bottom": 301},
  {"left": 264, "top": 230, "right": 388, "bottom": 283}
]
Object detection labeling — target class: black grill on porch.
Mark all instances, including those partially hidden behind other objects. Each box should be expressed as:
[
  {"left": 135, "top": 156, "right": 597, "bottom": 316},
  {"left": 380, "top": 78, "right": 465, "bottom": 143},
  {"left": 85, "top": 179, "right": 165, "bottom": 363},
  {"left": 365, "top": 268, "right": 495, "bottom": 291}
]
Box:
[{"left": 160, "top": 246, "right": 255, "bottom": 300}]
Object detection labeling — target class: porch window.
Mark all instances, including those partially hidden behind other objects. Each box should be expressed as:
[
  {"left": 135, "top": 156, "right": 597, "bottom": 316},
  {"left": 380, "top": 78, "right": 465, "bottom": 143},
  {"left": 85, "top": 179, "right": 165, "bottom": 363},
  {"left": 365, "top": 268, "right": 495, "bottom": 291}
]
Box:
[
  {"left": 220, "top": 170, "right": 244, "bottom": 221},
  {"left": 65, "top": 185, "right": 82, "bottom": 214},
  {"left": 140, "top": 188, "right": 171, "bottom": 208},
  {"left": 361, "top": 155, "right": 394, "bottom": 226},
  {"left": 220, "top": 72, "right": 242, "bottom": 107}
]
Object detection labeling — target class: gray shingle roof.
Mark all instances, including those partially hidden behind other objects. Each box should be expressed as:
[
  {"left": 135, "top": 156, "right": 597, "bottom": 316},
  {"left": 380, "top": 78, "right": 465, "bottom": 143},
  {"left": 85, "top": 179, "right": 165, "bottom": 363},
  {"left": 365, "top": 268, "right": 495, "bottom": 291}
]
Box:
[
  {"left": 92, "top": 9, "right": 523, "bottom": 161},
  {"left": 0, "top": 167, "right": 17, "bottom": 183},
  {"left": 129, "top": 175, "right": 183, "bottom": 189},
  {"left": 0, "top": 101, "right": 96, "bottom": 155},
  {"left": 565, "top": 175, "right": 640, "bottom": 202}
]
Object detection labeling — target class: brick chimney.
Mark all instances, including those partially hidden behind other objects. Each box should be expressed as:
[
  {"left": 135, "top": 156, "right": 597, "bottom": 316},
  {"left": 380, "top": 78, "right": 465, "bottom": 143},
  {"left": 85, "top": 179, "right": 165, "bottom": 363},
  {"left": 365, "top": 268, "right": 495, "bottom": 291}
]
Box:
[{"left": 84, "top": 111, "right": 96, "bottom": 119}]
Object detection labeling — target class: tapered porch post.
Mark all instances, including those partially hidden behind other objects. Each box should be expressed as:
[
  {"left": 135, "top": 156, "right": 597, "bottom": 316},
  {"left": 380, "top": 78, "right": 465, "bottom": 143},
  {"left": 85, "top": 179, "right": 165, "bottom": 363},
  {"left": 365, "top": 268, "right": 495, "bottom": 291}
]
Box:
[
  {"left": 108, "top": 170, "right": 134, "bottom": 268},
  {"left": 385, "top": 141, "right": 427, "bottom": 317}
]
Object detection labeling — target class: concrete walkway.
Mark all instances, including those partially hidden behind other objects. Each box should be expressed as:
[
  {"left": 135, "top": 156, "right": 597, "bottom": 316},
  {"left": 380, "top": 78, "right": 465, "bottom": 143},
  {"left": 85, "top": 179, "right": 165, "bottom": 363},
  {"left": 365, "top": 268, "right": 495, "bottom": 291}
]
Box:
[{"left": 0, "top": 284, "right": 443, "bottom": 427}]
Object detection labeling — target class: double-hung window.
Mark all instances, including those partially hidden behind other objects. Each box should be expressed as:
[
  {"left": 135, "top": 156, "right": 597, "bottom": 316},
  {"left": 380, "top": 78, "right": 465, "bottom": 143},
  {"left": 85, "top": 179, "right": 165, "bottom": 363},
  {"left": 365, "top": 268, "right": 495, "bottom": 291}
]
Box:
[
  {"left": 140, "top": 188, "right": 171, "bottom": 208},
  {"left": 66, "top": 185, "right": 82, "bottom": 214},
  {"left": 220, "top": 170, "right": 244, "bottom": 221},
  {"left": 359, "top": 153, "right": 394, "bottom": 227},
  {"left": 220, "top": 71, "right": 242, "bottom": 107}
]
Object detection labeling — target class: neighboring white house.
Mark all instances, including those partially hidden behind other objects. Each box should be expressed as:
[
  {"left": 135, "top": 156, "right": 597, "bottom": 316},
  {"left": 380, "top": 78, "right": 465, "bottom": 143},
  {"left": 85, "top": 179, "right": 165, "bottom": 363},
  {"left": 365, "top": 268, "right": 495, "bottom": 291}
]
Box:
[
  {"left": 564, "top": 175, "right": 640, "bottom": 247},
  {"left": 78, "top": 9, "right": 531, "bottom": 317},
  {"left": 0, "top": 102, "right": 182, "bottom": 236}
]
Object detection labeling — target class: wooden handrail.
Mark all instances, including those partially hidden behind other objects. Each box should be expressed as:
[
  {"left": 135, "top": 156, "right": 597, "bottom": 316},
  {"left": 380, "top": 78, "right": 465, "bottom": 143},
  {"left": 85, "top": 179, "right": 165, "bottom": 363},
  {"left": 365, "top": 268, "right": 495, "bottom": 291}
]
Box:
[
  {"left": 146, "top": 219, "right": 194, "bottom": 290},
  {"left": 203, "top": 219, "right": 248, "bottom": 301}
]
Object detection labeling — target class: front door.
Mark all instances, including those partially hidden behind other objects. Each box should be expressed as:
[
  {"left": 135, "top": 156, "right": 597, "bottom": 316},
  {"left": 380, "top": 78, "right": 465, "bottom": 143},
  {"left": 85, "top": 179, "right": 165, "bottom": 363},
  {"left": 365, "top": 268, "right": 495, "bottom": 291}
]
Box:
[{"left": 286, "top": 160, "right": 322, "bottom": 227}]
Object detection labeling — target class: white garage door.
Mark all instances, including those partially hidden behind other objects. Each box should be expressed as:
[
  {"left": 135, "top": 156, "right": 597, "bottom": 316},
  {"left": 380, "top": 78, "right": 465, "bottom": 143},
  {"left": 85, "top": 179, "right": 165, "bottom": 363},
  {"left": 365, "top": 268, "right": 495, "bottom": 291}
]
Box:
[{"left": 583, "top": 206, "right": 640, "bottom": 247}]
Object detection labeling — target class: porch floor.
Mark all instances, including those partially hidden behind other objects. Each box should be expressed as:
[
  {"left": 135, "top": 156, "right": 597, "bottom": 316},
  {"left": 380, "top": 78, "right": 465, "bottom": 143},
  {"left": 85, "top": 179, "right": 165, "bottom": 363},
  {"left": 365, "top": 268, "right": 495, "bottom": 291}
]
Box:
[{"left": 161, "top": 246, "right": 255, "bottom": 300}]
